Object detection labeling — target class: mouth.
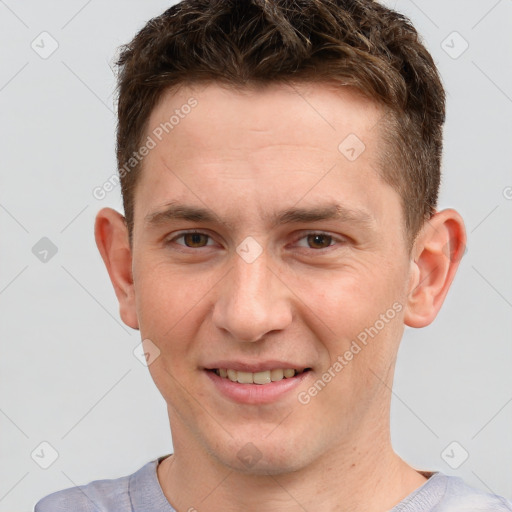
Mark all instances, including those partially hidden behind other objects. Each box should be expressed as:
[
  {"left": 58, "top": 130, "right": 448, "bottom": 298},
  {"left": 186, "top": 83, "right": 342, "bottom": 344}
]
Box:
[
  {"left": 207, "top": 367, "right": 312, "bottom": 385},
  {"left": 203, "top": 361, "right": 313, "bottom": 404}
]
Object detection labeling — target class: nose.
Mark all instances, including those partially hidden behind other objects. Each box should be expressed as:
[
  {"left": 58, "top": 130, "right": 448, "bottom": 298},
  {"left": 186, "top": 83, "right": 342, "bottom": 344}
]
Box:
[{"left": 212, "top": 250, "right": 293, "bottom": 342}]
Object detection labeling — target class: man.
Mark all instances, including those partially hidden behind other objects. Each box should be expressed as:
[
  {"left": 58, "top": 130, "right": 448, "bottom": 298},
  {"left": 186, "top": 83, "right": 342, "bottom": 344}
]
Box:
[{"left": 35, "top": 0, "right": 511, "bottom": 510}]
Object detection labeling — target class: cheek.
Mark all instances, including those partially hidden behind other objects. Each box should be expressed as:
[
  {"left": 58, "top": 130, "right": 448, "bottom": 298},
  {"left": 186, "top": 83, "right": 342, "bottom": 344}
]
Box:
[
  {"left": 308, "top": 265, "right": 404, "bottom": 335},
  {"left": 136, "top": 264, "right": 207, "bottom": 404},
  {"left": 306, "top": 273, "right": 405, "bottom": 417},
  {"left": 132, "top": 259, "right": 209, "bottom": 349},
  {"left": 301, "top": 265, "right": 407, "bottom": 390}
]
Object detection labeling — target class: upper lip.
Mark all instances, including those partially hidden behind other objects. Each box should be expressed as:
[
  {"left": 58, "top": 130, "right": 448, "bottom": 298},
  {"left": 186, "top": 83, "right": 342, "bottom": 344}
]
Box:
[{"left": 203, "top": 361, "right": 311, "bottom": 373}]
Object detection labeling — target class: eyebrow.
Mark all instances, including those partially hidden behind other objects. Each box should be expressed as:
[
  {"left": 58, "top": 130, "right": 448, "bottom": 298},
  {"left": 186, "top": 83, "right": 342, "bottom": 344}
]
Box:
[{"left": 144, "top": 201, "right": 374, "bottom": 230}]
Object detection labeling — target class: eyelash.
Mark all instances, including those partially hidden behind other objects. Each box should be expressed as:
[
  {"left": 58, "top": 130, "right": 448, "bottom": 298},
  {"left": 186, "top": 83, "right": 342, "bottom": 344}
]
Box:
[{"left": 166, "top": 230, "right": 346, "bottom": 252}]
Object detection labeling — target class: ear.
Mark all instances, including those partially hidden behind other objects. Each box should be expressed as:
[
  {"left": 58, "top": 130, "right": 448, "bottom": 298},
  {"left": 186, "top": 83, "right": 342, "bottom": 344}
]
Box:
[
  {"left": 94, "top": 207, "right": 139, "bottom": 330},
  {"left": 404, "top": 208, "right": 466, "bottom": 328}
]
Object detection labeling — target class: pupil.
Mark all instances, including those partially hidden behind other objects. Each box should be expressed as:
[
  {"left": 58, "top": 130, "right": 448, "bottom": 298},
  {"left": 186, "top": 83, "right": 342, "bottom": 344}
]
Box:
[
  {"left": 186, "top": 233, "right": 206, "bottom": 247},
  {"left": 309, "top": 234, "right": 330, "bottom": 248}
]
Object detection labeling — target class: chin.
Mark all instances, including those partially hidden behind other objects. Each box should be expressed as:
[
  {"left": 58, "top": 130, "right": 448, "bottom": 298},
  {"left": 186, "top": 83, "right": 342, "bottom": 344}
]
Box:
[{"left": 207, "top": 432, "right": 314, "bottom": 476}]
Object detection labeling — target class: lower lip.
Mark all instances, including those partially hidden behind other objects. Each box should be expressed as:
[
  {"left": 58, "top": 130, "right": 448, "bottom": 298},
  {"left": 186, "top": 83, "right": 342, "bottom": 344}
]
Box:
[{"left": 204, "top": 370, "right": 310, "bottom": 405}]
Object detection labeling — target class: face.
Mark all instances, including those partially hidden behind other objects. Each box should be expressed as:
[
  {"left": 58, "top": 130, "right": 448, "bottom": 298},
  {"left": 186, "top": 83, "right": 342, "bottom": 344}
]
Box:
[{"left": 129, "top": 82, "right": 414, "bottom": 474}]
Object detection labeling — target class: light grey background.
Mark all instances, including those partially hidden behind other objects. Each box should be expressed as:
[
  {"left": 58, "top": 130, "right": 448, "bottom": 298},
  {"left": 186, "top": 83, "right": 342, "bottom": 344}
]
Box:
[{"left": 0, "top": 1, "right": 511, "bottom": 510}]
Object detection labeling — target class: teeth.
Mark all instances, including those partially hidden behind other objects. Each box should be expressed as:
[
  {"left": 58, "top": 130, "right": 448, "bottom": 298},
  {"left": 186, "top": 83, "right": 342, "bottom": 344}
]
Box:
[
  {"left": 214, "top": 368, "right": 301, "bottom": 384},
  {"left": 270, "top": 369, "right": 284, "bottom": 381},
  {"left": 253, "top": 371, "right": 271, "bottom": 384},
  {"left": 237, "top": 371, "right": 253, "bottom": 384}
]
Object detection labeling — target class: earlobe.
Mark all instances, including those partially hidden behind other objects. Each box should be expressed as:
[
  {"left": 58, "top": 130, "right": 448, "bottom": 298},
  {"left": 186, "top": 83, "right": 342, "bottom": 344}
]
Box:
[
  {"left": 404, "top": 209, "right": 466, "bottom": 328},
  {"left": 94, "top": 208, "right": 139, "bottom": 330}
]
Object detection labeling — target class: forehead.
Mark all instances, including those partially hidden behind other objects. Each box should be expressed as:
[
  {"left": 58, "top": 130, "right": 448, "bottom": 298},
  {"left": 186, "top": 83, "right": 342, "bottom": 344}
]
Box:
[
  {"left": 134, "top": 81, "right": 401, "bottom": 233},
  {"left": 147, "top": 81, "right": 383, "bottom": 158}
]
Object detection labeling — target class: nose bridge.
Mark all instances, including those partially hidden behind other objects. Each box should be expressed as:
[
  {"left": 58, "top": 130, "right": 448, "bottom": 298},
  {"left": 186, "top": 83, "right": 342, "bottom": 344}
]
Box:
[{"left": 212, "top": 249, "right": 292, "bottom": 342}]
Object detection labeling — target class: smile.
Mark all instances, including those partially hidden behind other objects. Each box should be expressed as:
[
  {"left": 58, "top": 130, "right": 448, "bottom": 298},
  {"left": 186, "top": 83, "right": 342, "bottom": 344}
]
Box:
[{"left": 212, "top": 368, "right": 310, "bottom": 384}]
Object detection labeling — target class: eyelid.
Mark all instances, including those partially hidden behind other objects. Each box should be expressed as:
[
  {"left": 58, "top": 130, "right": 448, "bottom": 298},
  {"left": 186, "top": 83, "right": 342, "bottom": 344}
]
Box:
[
  {"left": 291, "top": 230, "right": 347, "bottom": 249},
  {"left": 166, "top": 229, "right": 218, "bottom": 248}
]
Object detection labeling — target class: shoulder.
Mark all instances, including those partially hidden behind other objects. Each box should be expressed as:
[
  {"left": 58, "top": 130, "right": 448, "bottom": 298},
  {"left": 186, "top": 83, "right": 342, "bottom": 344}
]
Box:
[
  {"left": 438, "top": 474, "right": 512, "bottom": 511},
  {"left": 34, "top": 460, "right": 158, "bottom": 512},
  {"left": 397, "top": 472, "right": 512, "bottom": 512}
]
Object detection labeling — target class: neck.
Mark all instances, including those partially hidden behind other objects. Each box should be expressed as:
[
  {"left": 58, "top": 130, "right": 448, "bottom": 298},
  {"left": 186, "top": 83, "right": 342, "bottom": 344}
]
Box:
[{"left": 157, "top": 420, "right": 427, "bottom": 512}]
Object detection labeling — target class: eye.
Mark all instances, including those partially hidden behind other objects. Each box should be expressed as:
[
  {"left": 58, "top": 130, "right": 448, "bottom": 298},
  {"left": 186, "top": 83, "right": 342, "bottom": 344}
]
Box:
[
  {"left": 295, "top": 232, "right": 344, "bottom": 250},
  {"left": 166, "top": 230, "right": 345, "bottom": 252},
  {"left": 168, "top": 231, "right": 215, "bottom": 249}
]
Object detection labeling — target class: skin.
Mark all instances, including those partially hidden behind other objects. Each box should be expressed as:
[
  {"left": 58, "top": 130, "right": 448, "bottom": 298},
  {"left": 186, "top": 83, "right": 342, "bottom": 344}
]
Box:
[{"left": 95, "top": 82, "right": 466, "bottom": 512}]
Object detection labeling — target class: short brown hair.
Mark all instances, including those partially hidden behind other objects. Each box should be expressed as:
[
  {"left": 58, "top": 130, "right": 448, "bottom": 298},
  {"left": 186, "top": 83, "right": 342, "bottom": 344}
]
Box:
[{"left": 115, "top": 0, "right": 445, "bottom": 244}]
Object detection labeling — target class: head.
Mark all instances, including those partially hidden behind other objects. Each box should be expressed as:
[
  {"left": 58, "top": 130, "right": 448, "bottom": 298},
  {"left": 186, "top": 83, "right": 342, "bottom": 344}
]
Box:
[{"left": 95, "top": 0, "right": 465, "bottom": 475}]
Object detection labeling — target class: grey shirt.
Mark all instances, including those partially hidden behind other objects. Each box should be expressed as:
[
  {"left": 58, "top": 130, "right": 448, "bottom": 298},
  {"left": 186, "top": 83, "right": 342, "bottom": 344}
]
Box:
[{"left": 35, "top": 456, "right": 512, "bottom": 511}]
